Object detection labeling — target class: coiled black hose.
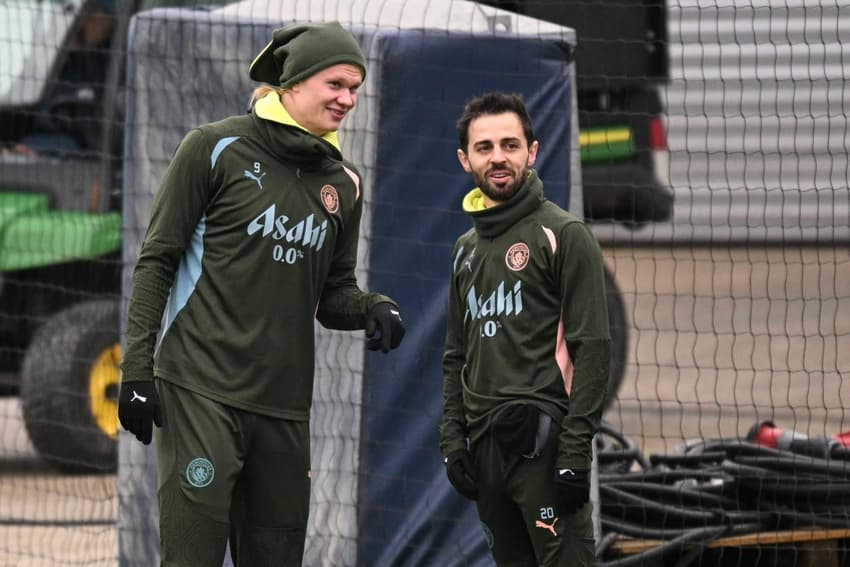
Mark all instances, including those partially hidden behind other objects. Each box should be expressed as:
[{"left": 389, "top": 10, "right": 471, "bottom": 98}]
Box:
[{"left": 594, "top": 422, "right": 850, "bottom": 565}]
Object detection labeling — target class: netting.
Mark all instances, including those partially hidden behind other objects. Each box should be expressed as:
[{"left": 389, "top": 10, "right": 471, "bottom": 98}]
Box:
[{"left": 0, "top": 1, "right": 847, "bottom": 566}]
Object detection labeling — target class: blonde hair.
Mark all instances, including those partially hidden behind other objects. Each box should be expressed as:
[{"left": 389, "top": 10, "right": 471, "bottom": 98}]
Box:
[{"left": 249, "top": 85, "right": 286, "bottom": 108}]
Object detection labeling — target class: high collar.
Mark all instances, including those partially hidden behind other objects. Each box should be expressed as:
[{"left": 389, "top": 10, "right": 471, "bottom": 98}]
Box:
[
  {"left": 251, "top": 91, "right": 343, "bottom": 166},
  {"left": 462, "top": 170, "right": 546, "bottom": 238}
]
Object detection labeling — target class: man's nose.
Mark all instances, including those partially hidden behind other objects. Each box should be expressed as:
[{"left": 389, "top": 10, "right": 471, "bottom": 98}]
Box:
[{"left": 338, "top": 90, "right": 355, "bottom": 108}]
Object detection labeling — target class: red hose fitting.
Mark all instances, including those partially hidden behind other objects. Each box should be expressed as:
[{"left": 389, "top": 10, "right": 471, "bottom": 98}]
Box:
[
  {"left": 832, "top": 431, "right": 850, "bottom": 448},
  {"left": 747, "top": 420, "right": 782, "bottom": 448}
]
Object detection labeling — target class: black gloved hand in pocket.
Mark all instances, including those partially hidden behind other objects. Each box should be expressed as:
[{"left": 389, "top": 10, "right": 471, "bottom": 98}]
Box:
[
  {"left": 444, "top": 449, "right": 479, "bottom": 500},
  {"left": 491, "top": 404, "right": 542, "bottom": 457},
  {"left": 365, "top": 301, "right": 405, "bottom": 352}
]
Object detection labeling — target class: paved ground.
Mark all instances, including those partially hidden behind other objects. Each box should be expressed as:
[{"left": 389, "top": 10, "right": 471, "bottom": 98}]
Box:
[
  {"left": 602, "top": 245, "right": 850, "bottom": 458},
  {"left": 1, "top": 244, "right": 848, "bottom": 565},
  {"left": 0, "top": 401, "right": 116, "bottom": 566}
]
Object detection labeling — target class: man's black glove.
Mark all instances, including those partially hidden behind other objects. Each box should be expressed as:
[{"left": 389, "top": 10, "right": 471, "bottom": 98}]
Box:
[
  {"left": 554, "top": 468, "right": 589, "bottom": 516},
  {"left": 444, "top": 449, "right": 479, "bottom": 500},
  {"left": 365, "top": 302, "right": 405, "bottom": 353},
  {"left": 118, "top": 381, "right": 163, "bottom": 445}
]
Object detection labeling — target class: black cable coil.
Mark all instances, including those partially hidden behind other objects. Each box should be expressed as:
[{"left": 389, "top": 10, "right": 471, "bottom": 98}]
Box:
[{"left": 594, "top": 421, "right": 850, "bottom": 566}]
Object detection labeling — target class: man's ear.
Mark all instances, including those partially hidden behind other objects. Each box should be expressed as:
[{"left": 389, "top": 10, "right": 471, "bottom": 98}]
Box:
[
  {"left": 528, "top": 140, "right": 539, "bottom": 166},
  {"left": 457, "top": 148, "right": 472, "bottom": 172}
]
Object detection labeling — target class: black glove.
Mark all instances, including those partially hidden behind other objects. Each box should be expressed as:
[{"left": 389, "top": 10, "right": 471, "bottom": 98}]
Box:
[
  {"left": 365, "top": 302, "right": 405, "bottom": 353},
  {"left": 118, "top": 380, "right": 163, "bottom": 445},
  {"left": 444, "top": 449, "right": 478, "bottom": 500},
  {"left": 554, "top": 468, "right": 589, "bottom": 516}
]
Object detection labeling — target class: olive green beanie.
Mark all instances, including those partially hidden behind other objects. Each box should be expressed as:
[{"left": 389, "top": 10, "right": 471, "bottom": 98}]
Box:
[{"left": 249, "top": 21, "right": 366, "bottom": 88}]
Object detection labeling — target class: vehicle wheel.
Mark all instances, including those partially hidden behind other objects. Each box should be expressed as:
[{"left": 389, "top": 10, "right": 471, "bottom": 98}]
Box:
[
  {"left": 604, "top": 266, "right": 629, "bottom": 409},
  {"left": 20, "top": 299, "right": 120, "bottom": 473}
]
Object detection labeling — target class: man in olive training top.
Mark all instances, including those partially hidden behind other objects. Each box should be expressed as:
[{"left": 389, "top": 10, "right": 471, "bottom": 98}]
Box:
[
  {"left": 440, "top": 92, "right": 610, "bottom": 567},
  {"left": 118, "top": 21, "right": 405, "bottom": 566}
]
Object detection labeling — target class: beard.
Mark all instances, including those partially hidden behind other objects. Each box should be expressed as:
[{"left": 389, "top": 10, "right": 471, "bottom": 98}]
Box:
[{"left": 473, "top": 164, "right": 529, "bottom": 204}]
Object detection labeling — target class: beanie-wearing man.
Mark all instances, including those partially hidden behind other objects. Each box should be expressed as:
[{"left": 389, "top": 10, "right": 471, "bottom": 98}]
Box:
[{"left": 118, "top": 22, "right": 405, "bottom": 566}]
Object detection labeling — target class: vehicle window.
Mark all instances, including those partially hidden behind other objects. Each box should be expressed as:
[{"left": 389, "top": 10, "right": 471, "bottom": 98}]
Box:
[{"left": 0, "top": 0, "right": 83, "bottom": 106}]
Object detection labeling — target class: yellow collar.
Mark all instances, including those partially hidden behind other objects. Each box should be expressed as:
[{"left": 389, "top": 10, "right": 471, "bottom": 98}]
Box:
[
  {"left": 254, "top": 91, "right": 341, "bottom": 151},
  {"left": 462, "top": 188, "right": 488, "bottom": 212}
]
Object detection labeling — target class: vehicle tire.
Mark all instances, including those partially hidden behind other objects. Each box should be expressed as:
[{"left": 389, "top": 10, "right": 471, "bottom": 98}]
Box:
[
  {"left": 20, "top": 298, "right": 120, "bottom": 473},
  {"left": 604, "top": 266, "right": 629, "bottom": 409}
]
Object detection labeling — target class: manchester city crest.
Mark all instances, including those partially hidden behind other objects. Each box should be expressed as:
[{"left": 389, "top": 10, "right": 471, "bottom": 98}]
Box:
[
  {"left": 186, "top": 457, "right": 215, "bottom": 488},
  {"left": 320, "top": 184, "right": 340, "bottom": 214},
  {"left": 505, "top": 242, "right": 530, "bottom": 271},
  {"left": 480, "top": 521, "right": 495, "bottom": 549}
]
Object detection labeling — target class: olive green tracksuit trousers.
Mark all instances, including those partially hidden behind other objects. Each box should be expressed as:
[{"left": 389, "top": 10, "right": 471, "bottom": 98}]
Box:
[
  {"left": 473, "top": 426, "right": 596, "bottom": 567},
  {"left": 154, "top": 380, "right": 311, "bottom": 567}
]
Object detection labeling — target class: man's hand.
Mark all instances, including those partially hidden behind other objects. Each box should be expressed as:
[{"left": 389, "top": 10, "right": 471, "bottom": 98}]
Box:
[
  {"left": 118, "top": 381, "right": 163, "bottom": 445},
  {"left": 444, "top": 449, "right": 478, "bottom": 500},
  {"left": 365, "top": 302, "right": 405, "bottom": 353},
  {"left": 554, "top": 468, "right": 589, "bottom": 516}
]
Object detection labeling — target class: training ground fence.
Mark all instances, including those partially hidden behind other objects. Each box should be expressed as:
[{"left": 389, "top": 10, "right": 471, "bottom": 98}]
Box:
[{"left": 0, "top": 1, "right": 848, "bottom": 566}]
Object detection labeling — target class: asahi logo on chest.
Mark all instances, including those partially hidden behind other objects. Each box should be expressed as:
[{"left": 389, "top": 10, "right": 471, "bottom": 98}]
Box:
[
  {"left": 465, "top": 281, "right": 523, "bottom": 321},
  {"left": 247, "top": 204, "right": 327, "bottom": 251}
]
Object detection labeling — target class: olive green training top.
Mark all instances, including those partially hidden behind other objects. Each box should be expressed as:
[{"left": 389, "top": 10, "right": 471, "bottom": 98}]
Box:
[
  {"left": 121, "top": 92, "right": 394, "bottom": 420},
  {"left": 440, "top": 170, "right": 610, "bottom": 471}
]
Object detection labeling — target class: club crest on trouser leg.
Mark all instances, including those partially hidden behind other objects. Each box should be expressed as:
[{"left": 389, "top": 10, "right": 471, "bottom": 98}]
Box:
[
  {"left": 186, "top": 457, "right": 215, "bottom": 488},
  {"left": 480, "top": 521, "right": 495, "bottom": 549}
]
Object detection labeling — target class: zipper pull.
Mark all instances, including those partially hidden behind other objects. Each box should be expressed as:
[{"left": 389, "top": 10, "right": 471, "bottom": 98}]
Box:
[{"left": 296, "top": 167, "right": 302, "bottom": 179}]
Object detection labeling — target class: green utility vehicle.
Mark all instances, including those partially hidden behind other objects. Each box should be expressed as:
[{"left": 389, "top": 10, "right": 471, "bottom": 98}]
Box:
[{"left": 0, "top": 0, "right": 134, "bottom": 472}]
